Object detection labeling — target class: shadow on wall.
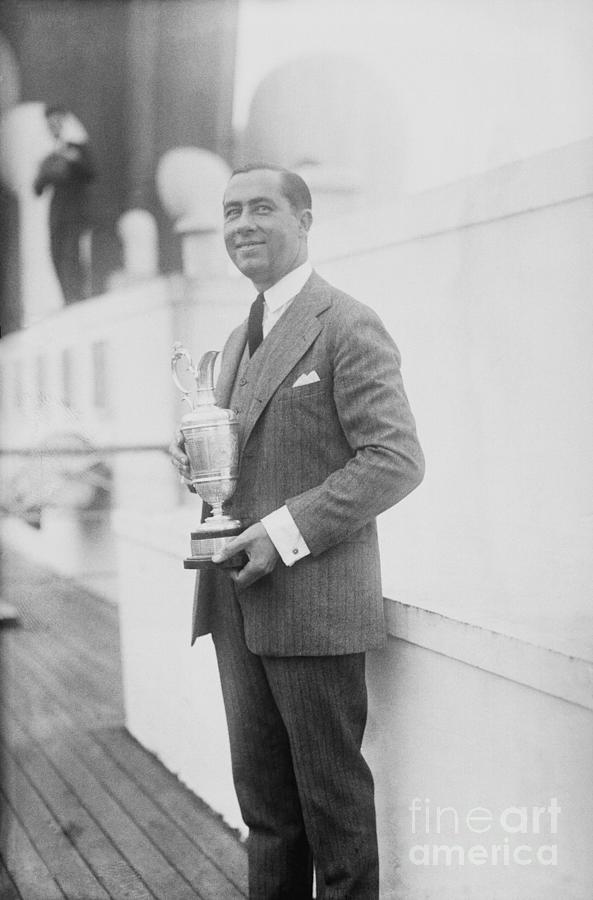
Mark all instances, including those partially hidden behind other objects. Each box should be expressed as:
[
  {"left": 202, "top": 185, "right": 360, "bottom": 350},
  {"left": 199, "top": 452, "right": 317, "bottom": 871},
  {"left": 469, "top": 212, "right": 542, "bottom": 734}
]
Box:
[{"left": 237, "top": 52, "right": 404, "bottom": 206}]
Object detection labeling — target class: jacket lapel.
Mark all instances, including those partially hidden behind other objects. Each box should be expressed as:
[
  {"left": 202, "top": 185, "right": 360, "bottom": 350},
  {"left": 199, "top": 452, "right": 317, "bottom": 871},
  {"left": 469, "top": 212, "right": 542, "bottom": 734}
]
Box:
[
  {"left": 214, "top": 322, "right": 248, "bottom": 407},
  {"left": 240, "top": 273, "right": 331, "bottom": 452}
]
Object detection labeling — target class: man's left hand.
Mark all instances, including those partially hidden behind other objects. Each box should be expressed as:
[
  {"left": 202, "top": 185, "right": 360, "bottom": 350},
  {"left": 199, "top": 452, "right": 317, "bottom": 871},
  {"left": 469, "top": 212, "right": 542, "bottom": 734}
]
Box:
[{"left": 212, "top": 522, "right": 280, "bottom": 589}]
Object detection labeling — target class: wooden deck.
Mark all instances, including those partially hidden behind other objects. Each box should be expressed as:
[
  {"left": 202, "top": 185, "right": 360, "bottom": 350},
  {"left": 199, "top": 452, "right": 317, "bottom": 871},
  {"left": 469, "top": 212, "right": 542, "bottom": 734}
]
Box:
[{"left": 0, "top": 545, "right": 247, "bottom": 900}]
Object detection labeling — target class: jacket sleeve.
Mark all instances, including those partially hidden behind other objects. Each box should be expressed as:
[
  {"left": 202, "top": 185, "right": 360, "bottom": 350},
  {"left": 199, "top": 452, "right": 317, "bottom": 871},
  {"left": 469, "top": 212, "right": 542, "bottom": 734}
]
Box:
[
  {"left": 66, "top": 142, "right": 95, "bottom": 183},
  {"left": 286, "top": 302, "right": 424, "bottom": 556}
]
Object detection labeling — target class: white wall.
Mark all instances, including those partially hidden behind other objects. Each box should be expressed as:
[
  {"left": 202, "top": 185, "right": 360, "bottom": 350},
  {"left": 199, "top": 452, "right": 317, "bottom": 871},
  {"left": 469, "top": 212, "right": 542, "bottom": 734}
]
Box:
[
  {"left": 314, "top": 140, "right": 593, "bottom": 658},
  {"left": 235, "top": 0, "right": 593, "bottom": 192},
  {"left": 366, "top": 636, "right": 593, "bottom": 900},
  {"left": 114, "top": 507, "right": 243, "bottom": 829}
]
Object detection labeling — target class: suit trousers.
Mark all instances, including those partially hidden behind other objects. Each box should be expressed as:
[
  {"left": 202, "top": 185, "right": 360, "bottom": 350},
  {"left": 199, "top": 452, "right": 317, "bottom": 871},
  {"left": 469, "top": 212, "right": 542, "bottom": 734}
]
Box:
[{"left": 210, "top": 576, "right": 379, "bottom": 899}]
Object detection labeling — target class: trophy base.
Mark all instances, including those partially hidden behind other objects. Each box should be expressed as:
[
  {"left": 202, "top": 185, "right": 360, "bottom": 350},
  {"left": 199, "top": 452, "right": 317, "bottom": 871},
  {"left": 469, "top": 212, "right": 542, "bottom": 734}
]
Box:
[
  {"left": 183, "top": 519, "right": 244, "bottom": 570},
  {"left": 183, "top": 553, "right": 247, "bottom": 570}
]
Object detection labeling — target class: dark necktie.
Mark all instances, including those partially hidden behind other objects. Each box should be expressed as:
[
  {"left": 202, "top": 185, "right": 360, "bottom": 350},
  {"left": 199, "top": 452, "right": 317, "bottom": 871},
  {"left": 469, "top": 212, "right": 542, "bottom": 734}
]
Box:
[{"left": 248, "top": 292, "right": 265, "bottom": 357}]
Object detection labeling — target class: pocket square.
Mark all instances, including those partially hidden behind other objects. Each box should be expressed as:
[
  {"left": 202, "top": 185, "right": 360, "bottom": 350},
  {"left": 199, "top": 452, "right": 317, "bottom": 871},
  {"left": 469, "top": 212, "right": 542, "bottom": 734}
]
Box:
[{"left": 293, "top": 370, "right": 320, "bottom": 388}]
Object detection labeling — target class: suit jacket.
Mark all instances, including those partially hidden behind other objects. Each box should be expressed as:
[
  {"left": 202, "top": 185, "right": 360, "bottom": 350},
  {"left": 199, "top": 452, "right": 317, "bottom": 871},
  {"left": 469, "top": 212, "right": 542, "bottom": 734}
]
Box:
[
  {"left": 34, "top": 143, "right": 94, "bottom": 226},
  {"left": 192, "top": 271, "right": 424, "bottom": 655}
]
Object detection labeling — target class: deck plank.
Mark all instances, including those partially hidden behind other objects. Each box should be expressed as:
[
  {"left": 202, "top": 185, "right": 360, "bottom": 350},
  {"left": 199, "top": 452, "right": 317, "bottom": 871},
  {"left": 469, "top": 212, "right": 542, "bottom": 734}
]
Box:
[
  {"left": 4, "top": 639, "right": 246, "bottom": 894},
  {"left": 0, "top": 789, "right": 65, "bottom": 900},
  {"left": 0, "top": 752, "right": 111, "bottom": 900},
  {"left": 9, "top": 630, "right": 123, "bottom": 726},
  {"left": 4, "top": 680, "right": 199, "bottom": 900},
  {"left": 0, "top": 544, "right": 248, "bottom": 900},
  {"left": 3, "top": 555, "right": 121, "bottom": 668},
  {"left": 0, "top": 857, "right": 22, "bottom": 900},
  {"left": 3, "top": 633, "right": 245, "bottom": 897},
  {"left": 64, "top": 731, "right": 245, "bottom": 900},
  {"left": 2, "top": 641, "right": 80, "bottom": 737},
  {"left": 3, "top": 717, "right": 156, "bottom": 900},
  {"left": 95, "top": 728, "right": 248, "bottom": 892},
  {"left": 68, "top": 733, "right": 243, "bottom": 900},
  {"left": 4, "top": 637, "right": 120, "bottom": 738},
  {"left": 4, "top": 692, "right": 244, "bottom": 900}
]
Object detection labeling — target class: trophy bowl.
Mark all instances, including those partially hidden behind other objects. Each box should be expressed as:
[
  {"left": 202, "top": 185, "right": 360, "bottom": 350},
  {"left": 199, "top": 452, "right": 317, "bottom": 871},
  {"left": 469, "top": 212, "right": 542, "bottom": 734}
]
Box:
[{"left": 172, "top": 344, "right": 244, "bottom": 569}]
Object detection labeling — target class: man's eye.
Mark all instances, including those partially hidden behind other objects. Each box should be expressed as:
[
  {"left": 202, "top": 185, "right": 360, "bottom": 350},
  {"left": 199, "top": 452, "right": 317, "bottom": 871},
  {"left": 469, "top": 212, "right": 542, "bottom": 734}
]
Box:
[
  {"left": 254, "top": 205, "right": 272, "bottom": 214},
  {"left": 224, "top": 208, "right": 240, "bottom": 220}
]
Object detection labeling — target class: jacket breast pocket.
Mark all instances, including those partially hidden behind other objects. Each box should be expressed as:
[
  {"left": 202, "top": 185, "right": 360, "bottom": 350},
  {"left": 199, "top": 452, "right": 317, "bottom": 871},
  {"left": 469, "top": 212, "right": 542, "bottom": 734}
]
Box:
[{"left": 274, "top": 378, "right": 329, "bottom": 404}]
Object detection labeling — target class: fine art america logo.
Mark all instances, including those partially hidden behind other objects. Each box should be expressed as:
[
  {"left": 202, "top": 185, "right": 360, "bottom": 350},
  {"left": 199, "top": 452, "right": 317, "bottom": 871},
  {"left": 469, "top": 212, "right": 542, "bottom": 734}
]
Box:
[{"left": 408, "top": 798, "right": 560, "bottom": 867}]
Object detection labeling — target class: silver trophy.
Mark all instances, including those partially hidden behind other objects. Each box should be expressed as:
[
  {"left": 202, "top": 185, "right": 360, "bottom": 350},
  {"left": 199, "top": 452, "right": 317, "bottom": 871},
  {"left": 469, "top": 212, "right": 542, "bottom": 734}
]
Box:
[{"left": 171, "top": 343, "right": 243, "bottom": 569}]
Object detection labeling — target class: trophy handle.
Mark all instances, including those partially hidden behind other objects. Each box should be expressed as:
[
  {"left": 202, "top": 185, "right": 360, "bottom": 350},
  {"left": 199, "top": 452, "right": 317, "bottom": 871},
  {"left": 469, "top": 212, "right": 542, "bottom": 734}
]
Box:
[
  {"left": 171, "top": 344, "right": 220, "bottom": 407},
  {"left": 171, "top": 342, "right": 197, "bottom": 400}
]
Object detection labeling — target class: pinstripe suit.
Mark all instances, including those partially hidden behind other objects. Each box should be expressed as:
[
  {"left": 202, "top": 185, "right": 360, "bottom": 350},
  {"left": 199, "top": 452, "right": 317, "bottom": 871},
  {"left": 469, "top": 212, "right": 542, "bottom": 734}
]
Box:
[
  {"left": 191, "top": 271, "right": 424, "bottom": 898},
  {"left": 193, "top": 272, "right": 424, "bottom": 651}
]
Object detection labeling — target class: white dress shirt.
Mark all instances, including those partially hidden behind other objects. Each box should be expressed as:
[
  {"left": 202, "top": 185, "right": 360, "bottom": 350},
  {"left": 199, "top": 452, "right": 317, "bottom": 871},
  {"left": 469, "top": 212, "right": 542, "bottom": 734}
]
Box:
[
  {"left": 261, "top": 259, "right": 313, "bottom": 338},
  {"left": 259, "top": 260, "right": 313, "bottom": 567}
]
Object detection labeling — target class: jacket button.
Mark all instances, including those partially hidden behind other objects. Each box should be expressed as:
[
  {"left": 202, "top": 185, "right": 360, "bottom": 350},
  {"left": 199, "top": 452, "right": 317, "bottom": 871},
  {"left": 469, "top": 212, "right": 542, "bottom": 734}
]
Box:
[{"left": 239, "top": 377, "right": 247, "bottom": 386}]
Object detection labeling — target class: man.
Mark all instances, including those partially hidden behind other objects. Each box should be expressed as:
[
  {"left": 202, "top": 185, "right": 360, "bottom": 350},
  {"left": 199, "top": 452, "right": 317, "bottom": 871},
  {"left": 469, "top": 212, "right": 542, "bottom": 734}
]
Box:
[
  {"left": 34, "top": 105, "right": 95, "bottom": 302},
  {"left": 170, "top": 164, "right": 424, "bottom": 898}
]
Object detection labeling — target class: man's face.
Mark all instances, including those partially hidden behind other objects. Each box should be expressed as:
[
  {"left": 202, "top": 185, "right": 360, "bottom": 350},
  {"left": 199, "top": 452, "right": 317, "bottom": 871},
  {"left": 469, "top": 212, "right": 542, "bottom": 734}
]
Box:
[
  {"left": 223, "top": 169, "right": 311, "bottom": 291},
  {"left": 47, "top": 112, "right": 65, "bottom": 139}
]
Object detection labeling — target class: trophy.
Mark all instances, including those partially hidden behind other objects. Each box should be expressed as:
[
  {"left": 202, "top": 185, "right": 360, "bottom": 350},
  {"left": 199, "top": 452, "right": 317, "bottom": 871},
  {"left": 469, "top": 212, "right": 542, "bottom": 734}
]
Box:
[{"left": 171, "top": 343, "right": 243, "bottom": 569}]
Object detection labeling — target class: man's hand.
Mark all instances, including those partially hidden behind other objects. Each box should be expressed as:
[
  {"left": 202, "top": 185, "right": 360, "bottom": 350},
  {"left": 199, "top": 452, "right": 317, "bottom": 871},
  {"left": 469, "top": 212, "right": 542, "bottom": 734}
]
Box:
[
  {"left": 169, "top": 428, "right": 192, "bottom": 483},
  {"left": 212, "top": 522, "right": 280, "bottom": 589}
]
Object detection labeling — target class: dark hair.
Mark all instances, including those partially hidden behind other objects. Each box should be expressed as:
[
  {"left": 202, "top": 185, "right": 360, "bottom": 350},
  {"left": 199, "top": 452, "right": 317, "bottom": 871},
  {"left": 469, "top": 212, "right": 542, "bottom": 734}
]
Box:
[
  {"left": 45, "top": 104, "right": 68, "bottom": 118},
  {"left": 230, "top": 163, "right": 312, "bottom": 213}
]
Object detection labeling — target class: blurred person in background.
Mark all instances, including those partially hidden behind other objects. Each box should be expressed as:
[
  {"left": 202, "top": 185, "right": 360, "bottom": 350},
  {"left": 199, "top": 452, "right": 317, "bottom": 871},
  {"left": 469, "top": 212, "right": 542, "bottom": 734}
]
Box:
[{"left": 34, "top": 104, "right": 95, "bottom": 302}]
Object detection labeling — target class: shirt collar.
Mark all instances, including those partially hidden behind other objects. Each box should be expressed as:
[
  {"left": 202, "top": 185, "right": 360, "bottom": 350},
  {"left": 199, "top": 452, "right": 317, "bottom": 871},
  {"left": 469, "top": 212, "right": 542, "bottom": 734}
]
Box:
[{"left": 263, "top": 260, "right": 313, "bottom": 313}]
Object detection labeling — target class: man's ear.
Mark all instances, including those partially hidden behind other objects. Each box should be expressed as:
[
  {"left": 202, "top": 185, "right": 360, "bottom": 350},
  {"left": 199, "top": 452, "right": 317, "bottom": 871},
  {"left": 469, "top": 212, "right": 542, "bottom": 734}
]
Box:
[{"left": 299, "top": 209, "right": 313, "bottom": 234}]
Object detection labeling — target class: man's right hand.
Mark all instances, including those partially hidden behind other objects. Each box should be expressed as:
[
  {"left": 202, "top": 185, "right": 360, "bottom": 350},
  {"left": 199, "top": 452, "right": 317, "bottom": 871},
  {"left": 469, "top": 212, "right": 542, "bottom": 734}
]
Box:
[{"left": 169, "top": 429, "right": 192, "bottom": 484}]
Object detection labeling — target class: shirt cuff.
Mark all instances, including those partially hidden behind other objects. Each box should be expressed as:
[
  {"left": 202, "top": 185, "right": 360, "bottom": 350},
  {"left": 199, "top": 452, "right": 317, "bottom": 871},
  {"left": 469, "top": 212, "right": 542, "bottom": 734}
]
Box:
[{"left": 261, "top": 505, "right": 311, "bottom": 567}]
